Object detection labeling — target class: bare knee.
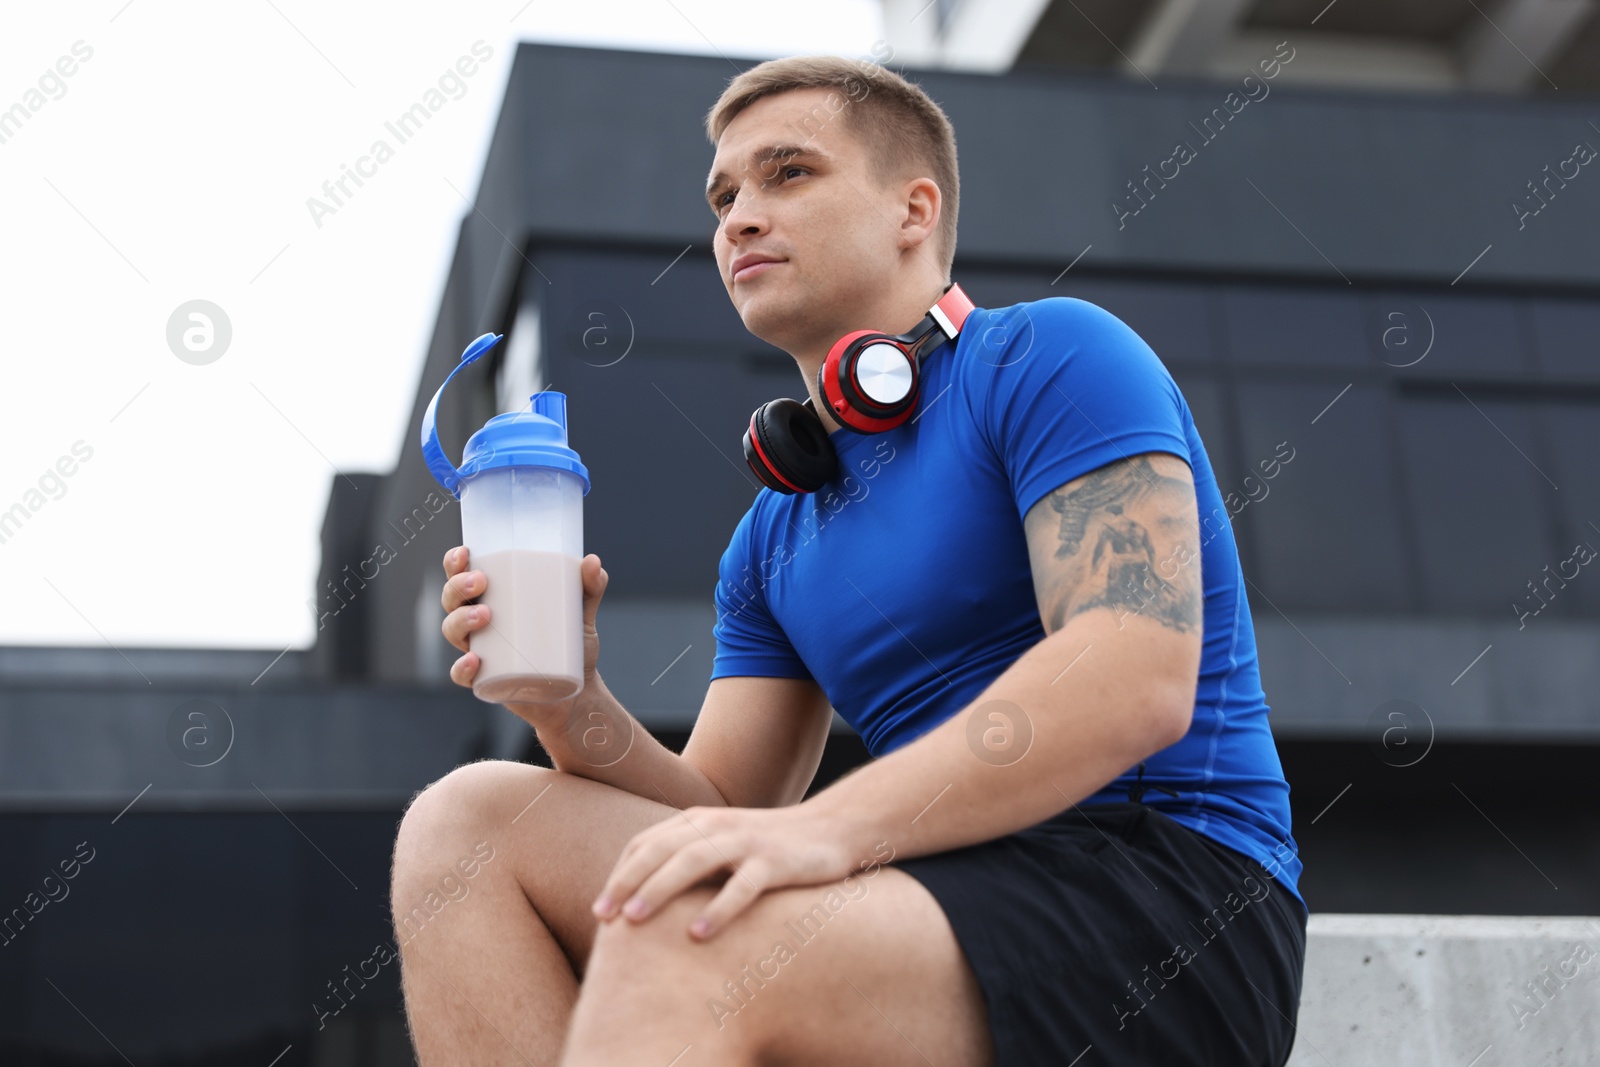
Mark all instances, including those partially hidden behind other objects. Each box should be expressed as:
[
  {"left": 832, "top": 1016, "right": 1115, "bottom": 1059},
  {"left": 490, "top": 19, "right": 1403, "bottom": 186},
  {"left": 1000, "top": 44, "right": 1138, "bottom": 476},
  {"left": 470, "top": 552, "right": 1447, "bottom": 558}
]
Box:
[
  {"left": 575, "top": 889, "right": 765, "bottom": 1063},
  {"left": 587, "top": 887, "right": 716, "bottom": 961},
  {"left": 585, "top": 889, "right": 791, "bottom": 1027},
  {"left": 402, "top": 762, "right": 706, "bottom": 982},
  {"left": 391, "top": 761, "right": 549, "bottom": 894}
]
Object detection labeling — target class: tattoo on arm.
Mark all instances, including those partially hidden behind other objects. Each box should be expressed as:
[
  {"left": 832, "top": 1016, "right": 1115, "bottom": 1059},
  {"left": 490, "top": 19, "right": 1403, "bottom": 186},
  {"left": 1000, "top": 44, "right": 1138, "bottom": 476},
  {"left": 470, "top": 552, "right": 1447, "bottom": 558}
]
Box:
[{"left": 1028, "top": 454, "right": 1203, "bottom": 635}]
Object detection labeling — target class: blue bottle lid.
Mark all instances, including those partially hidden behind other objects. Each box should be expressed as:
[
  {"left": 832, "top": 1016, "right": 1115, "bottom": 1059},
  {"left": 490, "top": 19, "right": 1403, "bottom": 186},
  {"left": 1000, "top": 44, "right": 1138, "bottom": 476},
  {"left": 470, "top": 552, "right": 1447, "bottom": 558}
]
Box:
[{"left": 421, "top": 332, "right": 591, "bottom": 499}]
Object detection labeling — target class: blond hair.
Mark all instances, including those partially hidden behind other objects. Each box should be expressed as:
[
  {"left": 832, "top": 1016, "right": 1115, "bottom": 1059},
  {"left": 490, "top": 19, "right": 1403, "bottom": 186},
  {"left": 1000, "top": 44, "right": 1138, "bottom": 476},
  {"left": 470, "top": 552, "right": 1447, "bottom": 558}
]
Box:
[{"left": 704, "top": 52, "right": 959, "bottom": 277}]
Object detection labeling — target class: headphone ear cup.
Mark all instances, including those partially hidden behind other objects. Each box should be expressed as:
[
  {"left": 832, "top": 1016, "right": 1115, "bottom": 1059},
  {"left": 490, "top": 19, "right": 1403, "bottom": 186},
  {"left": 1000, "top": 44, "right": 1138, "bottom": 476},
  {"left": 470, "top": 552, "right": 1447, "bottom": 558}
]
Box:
[
  {"left": 743, "top": 397, "right": 838, "bottom": 495},
  {"left": 821, "top": 335, "right": 922, "bottom": 433}
]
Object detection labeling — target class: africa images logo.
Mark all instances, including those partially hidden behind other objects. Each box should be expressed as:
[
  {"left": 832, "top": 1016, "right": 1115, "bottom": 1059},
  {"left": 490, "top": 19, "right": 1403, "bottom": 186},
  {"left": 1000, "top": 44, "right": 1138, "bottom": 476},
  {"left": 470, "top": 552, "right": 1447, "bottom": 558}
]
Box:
[
  {"left": 304, "top": 41, "right": 494, "bottom": 228},
  {"left": 1112, "top": 870, "right": 1277, "bottom": 1031}
]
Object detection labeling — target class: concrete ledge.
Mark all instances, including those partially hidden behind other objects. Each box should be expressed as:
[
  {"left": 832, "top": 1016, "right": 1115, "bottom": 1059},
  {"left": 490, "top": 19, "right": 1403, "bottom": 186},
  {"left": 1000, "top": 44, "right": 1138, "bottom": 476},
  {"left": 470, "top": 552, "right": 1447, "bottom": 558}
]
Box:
[{"left": 1291, "top": 914, "right": 1600, "bottom": 1066}]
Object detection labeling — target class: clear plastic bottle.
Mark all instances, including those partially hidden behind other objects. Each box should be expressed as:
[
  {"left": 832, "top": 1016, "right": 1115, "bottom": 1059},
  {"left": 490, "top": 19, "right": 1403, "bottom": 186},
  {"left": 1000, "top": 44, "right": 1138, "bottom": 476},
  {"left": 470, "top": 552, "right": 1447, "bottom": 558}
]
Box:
[{"left": 421, "top": 333, "right": 591, "bottom": 704}]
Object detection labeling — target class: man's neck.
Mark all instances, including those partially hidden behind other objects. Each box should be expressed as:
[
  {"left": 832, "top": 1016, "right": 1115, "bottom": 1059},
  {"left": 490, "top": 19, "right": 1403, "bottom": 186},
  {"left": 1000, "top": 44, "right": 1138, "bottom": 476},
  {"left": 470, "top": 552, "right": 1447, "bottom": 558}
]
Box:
[{"left": 805, "top": 374, "right": 847, "bottom": 435}]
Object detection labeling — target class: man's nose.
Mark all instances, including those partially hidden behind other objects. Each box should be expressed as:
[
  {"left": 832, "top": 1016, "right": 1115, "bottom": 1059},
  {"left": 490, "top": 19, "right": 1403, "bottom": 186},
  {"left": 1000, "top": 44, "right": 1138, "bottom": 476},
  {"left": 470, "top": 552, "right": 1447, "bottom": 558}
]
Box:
[{"left": 722, "top": 186, "right": 768, "bottom": 239}]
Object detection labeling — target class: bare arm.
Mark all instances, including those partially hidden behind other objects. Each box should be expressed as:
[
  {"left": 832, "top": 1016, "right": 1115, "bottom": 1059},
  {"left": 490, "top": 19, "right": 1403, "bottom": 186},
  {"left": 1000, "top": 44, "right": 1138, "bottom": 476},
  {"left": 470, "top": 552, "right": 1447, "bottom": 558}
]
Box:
[
  {"left": 439, "top": 547, "right": 833, "bottom": 811},
  {"left": 804, "top": 451, "right": 1205, "bottom": 861}
]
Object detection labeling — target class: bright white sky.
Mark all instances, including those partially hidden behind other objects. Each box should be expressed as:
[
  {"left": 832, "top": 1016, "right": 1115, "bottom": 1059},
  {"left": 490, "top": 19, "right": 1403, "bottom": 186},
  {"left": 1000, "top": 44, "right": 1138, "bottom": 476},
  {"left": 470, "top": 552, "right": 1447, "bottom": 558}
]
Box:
[{"left": 0, "top": 1, "right": 882, "bottom": 649}]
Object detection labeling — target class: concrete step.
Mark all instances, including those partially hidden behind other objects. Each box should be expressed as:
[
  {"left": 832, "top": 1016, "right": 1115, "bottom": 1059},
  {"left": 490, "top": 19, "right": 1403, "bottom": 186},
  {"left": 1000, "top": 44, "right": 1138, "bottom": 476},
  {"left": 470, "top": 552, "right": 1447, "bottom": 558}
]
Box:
[{"left": 1290, "top": 914, "right": 1600, "bottom": 1066}]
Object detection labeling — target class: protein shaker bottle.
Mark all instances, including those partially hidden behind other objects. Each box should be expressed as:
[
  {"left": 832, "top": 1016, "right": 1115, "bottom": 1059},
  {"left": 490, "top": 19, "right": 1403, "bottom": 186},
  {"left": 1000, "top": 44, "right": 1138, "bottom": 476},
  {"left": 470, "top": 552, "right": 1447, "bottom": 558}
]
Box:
[{"left": 421, "top": 332, "right": 591, "bottom": 705}]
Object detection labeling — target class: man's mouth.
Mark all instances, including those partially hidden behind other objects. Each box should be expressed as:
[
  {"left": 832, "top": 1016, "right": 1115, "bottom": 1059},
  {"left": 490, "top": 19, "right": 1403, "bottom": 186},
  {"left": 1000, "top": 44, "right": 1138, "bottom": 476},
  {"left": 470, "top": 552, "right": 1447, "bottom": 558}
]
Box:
[
  {"left": 732, "top": 256, "right": 785, "bottom": 283},
  {"left": 735, "top": 261, "right": 782, "bottom": 283}
]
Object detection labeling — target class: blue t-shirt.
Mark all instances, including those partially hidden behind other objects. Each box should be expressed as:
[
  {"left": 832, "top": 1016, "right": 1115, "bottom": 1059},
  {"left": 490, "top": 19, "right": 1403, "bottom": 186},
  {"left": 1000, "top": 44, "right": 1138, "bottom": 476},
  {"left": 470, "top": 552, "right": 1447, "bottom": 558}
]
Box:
[{"left": 710, "top": 296, "right": 1305, "bottom": 910}]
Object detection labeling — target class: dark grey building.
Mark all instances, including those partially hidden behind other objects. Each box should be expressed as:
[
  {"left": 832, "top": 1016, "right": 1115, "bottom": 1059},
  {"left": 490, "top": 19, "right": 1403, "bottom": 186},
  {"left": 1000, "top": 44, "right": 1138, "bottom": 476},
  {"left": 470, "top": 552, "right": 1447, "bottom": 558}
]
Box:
[{"left": 5, "top": 32, "right": 1599, "bottom": 1066}]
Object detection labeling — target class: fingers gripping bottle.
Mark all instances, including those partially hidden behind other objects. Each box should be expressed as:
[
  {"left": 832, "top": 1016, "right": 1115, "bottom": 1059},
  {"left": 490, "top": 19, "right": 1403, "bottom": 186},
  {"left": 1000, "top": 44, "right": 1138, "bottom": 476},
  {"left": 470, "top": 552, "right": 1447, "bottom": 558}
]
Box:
[{"left": 421, "top": 332, "right": 591, "bottom": 704}]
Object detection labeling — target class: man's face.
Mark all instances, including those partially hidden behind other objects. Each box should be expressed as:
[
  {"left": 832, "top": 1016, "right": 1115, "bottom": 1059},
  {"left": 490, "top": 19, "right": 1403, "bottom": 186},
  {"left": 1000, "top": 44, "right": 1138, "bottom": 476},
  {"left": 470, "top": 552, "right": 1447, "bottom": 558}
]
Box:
[{"left": 706, "top": 87, "right": 911, "bottom": 354}]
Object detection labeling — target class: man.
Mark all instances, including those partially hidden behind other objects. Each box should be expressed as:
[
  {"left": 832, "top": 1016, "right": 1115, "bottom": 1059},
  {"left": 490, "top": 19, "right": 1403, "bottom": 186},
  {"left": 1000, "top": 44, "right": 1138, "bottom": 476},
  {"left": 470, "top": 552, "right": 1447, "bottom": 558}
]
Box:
[{"left": 392, "top": 53, "right": 1307, "bottom": 1066}]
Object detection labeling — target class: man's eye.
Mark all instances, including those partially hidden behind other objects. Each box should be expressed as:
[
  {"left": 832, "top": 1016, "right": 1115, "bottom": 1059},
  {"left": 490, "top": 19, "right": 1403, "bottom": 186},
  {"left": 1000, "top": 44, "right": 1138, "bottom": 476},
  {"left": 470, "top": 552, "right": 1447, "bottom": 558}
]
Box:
[{"left": 715, "top": 167, "right": 806, "bottom": 213}]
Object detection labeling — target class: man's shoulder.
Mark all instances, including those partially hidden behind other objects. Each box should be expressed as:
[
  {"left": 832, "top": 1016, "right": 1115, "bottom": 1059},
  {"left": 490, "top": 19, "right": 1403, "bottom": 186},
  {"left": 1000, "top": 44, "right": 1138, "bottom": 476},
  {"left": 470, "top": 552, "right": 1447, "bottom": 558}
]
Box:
[
  {"left": 737, "top": 485, "right": 797, "bottom": 554},
  {"left": 958, "top": 293, "right": 1166, "bottom": 380},
  {"left": 968, "top": 294, "right": 1125, "bottom": 335},
  {"left": 720, "top": 497, "right": 762, "bottom": 556}
]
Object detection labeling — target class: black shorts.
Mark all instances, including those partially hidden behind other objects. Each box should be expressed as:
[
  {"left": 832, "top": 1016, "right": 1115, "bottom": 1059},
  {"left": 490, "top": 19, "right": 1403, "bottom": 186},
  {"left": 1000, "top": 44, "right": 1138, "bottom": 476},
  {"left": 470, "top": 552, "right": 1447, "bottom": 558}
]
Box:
[{"left": 894, "top": 801, "right": 1308, "bottom": 1067}]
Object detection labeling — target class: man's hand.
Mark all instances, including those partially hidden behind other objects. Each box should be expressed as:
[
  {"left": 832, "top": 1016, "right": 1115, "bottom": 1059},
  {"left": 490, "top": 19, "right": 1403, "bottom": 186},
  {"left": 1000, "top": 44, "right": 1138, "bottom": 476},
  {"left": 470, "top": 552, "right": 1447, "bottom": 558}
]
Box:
[
  {"left": 439, "top": 544, "right": 609, "bottom": 726},
  {"left": 590, "top": 805, "right": 884, "bottom": 941}
]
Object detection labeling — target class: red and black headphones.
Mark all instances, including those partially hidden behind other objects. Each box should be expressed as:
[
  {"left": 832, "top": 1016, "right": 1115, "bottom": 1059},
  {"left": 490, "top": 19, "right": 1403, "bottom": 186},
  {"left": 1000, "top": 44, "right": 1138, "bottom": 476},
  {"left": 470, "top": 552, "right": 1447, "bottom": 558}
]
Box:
[{"left": 742, "top": 281, "right": 975, "bottom": 495}]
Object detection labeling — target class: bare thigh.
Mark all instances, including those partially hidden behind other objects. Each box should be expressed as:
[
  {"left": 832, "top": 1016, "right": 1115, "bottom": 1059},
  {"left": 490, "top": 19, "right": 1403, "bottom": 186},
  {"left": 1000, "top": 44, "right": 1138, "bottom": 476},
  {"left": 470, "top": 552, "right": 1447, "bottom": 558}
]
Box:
[{"left": 393, "top": 758, "right": 684, "bottom": 974}]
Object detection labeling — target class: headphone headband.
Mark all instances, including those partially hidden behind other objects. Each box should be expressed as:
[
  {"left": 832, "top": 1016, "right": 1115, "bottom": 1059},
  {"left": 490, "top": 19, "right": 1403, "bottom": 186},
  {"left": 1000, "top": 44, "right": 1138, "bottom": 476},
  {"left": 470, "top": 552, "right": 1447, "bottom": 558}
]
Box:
[
  {"left": 929, "top": 281, "right": 976, "bottom": 341},
  {"left": 891, "top": 282, "right": 976, "bottom": 367}
]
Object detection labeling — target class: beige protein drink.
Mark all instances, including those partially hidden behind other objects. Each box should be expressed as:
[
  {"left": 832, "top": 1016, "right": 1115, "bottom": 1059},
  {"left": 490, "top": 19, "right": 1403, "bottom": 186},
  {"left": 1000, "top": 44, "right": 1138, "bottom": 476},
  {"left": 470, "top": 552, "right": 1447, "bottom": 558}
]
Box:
[{"left": 470, "top": 548, "right": 584, "bottom": 704}]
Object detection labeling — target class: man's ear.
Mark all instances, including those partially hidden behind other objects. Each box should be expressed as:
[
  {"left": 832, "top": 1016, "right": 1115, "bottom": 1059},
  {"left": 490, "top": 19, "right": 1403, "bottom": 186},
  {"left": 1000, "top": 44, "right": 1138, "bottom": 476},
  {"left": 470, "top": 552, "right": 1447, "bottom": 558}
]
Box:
[{"left": 898, "top": 176, "right": 940, "bottom": 252}]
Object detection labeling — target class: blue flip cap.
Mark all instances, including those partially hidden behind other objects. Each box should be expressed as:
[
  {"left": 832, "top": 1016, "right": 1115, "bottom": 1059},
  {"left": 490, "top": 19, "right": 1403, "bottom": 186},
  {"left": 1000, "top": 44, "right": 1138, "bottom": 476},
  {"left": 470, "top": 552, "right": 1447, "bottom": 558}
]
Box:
[{"left": 420, "top": 331, "right": 591, "bottom": 500}]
